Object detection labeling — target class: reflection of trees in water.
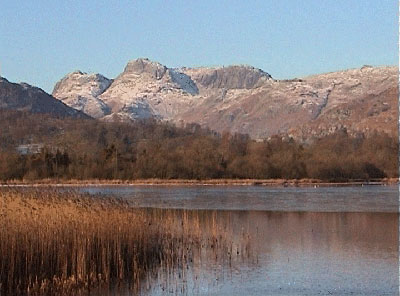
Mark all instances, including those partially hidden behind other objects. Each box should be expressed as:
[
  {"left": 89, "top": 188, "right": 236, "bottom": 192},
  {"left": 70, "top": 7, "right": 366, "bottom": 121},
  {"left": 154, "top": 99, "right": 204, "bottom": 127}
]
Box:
[
  {"left": 139, "top": 209, "right": 258, "bottom": 295},
  {"left": 144, "top": 210, "right": 398, "bottom": 295}
]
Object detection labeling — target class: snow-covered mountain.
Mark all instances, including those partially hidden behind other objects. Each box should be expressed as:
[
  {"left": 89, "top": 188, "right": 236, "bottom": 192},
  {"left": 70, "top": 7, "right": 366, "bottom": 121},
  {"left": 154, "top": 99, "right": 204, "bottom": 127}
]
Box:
[
  {"left": 52, "top": 59, "right": 398, "bottom": 140},
  {"left": 98, "top": 58, "right": 200, "bottom": 121},
  {"left": 52, "top": 71, "right": 112, "bottom": 118}
]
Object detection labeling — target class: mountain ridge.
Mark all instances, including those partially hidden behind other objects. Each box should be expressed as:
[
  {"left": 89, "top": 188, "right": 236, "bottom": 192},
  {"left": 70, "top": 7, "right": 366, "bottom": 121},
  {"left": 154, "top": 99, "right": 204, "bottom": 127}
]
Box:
[{"left": 50, "top": 59, "right": 398, "bottom": 140}]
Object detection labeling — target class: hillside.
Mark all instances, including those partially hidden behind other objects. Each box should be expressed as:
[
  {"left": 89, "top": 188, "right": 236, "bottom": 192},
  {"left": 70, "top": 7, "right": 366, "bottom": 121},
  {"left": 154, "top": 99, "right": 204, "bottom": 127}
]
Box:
[
  {"left": 52, "top": 59, "right": 398, "bottom": 140},
  {"left": 0, "top": 77, "right": 89, "bottom": 118}
]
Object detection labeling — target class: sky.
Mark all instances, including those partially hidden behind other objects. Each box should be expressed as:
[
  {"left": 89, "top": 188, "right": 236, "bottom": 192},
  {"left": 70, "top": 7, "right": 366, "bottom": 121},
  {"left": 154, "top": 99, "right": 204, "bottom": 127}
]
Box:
[{"left": 0, "top": 0, "right": 398, "bottom": 93}]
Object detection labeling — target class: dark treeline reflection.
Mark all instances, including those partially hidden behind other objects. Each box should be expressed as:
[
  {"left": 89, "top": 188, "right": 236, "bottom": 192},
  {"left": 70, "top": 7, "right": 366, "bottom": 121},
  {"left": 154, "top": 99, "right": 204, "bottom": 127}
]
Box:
[
  {"left": 0, "top": 109, "right": 397, "bottom": 181},
  {"left": 111, "top": 210, "right": 400, "bottom": 295}
]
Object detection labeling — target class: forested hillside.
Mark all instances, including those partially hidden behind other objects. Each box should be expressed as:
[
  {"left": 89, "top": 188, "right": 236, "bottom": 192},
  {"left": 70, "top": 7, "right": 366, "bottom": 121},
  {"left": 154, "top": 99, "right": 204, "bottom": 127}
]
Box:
[{"left": 0, "top": 110, "right": 397, "bottom": 181}]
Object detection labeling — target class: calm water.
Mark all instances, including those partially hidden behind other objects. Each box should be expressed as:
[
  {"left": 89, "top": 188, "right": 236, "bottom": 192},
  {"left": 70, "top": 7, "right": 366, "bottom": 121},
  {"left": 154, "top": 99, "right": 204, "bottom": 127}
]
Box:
[
  {"left": 77, "top": 185, "right": 398, "bottom": 212},
  {"left": 77, "top": 185, "right": 398, "bottom": 295}
]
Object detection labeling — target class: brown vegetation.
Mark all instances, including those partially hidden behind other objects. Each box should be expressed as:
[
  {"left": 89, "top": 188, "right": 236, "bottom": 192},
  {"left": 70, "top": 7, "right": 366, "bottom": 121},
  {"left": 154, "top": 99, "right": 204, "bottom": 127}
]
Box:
[
  {"left": 0, "top": 189, "right": 251, "bottom": 295},
  {"left": 0, "top": 109, "right": 397, "bottom": 182}
]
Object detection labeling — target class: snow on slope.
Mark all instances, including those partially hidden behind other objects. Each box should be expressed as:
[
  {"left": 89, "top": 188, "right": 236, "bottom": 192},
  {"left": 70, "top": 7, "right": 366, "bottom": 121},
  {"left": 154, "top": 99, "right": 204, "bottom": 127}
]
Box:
[
  {"left": 52, "top": 71, "right": 112, "bottom": 118},
  {"left": 52, "top": 59, "right": 398, "bottom": 140}
]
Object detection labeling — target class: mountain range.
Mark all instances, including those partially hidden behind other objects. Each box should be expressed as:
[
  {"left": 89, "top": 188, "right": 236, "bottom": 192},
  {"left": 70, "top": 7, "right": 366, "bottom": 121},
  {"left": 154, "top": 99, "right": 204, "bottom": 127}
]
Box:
[{"left": 1, "top": 58, "right": 397, "bottom": 140}]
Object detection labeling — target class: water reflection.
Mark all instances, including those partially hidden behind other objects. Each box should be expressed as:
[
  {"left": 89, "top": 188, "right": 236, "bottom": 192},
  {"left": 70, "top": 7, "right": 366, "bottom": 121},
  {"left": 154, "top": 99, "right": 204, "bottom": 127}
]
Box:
[
  {"left": 78, "top": 186, "right": 398, "bottom": 295},
  {"left": 140, "top": 210, "right": 398, "bottom": 295},
  {"left": 78, "top": 185, "right": 398, "bottom": 212}
]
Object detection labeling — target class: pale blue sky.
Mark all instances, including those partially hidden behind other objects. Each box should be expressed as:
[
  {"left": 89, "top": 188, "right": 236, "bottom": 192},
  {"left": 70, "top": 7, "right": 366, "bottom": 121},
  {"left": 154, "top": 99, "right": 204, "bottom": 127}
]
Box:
[{"left": 0, "top": 0, "right": 397, "bottom": 93}]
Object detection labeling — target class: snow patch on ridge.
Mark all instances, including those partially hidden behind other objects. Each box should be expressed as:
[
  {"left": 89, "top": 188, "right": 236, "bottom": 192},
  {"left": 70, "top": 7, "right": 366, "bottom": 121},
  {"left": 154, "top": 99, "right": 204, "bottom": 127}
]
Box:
[{"left": 168, "top": 69, "right": 199, "bottom": 95}]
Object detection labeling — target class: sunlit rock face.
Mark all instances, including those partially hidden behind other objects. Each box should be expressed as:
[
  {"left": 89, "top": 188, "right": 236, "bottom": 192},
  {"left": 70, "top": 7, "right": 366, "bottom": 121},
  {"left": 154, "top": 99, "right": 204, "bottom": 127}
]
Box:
[
  {"left": 53, "top": 59, "right": 398, "bottom": 140},
  {"left": 181, "top": 65, "right": 272, "bottom": 89}
]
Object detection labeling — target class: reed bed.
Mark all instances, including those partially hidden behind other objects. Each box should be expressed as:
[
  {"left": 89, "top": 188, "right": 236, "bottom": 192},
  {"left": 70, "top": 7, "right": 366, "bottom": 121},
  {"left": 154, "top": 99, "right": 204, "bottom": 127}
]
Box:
[{"left": 0, "top": 189, "right": 253, "bottom": 295}]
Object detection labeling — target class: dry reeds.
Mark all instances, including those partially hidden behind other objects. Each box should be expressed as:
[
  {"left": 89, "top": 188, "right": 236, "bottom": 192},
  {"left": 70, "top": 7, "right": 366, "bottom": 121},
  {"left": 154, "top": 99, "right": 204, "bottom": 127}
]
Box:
[{"left": 0, "top": 189, "right": 253, "bottom": 295}]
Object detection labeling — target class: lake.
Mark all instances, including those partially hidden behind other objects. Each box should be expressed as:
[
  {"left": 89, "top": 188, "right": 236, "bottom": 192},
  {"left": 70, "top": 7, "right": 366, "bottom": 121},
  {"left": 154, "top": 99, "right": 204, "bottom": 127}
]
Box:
[{"left": 75, "top": 185, "right": 398, "bottom": 295}]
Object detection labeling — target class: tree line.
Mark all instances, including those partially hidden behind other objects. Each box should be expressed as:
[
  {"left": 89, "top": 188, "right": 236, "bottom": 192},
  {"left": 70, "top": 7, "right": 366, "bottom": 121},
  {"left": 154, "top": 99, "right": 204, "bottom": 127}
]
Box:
[{"left": 0, "top": 109, "right": 397, "bottom": 181}]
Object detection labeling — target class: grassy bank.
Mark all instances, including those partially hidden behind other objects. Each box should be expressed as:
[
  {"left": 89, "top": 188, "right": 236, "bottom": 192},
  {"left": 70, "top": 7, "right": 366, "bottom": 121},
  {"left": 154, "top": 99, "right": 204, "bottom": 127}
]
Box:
[{"left": 0, "top": 189, "right": 248, "bottom": 295}]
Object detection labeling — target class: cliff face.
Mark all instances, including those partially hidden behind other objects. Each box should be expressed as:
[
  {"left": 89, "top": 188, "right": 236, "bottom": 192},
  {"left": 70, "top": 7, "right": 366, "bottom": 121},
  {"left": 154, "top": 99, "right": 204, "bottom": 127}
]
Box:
[
  {"left": 0, "top": 77, "right": 89, "bottom": 118},
  {"left": 52, "top": 59, "right": 398, "bottom": 140},
  {"left": 181, "top": 65, "right": 272, "bottom": 89}
]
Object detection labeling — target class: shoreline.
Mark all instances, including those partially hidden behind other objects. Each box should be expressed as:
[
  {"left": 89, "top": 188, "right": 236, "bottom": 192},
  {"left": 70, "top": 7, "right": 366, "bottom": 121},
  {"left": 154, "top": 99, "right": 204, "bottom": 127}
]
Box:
[{"left": 0, "top": 178, "right": 398, "bottom": 187}]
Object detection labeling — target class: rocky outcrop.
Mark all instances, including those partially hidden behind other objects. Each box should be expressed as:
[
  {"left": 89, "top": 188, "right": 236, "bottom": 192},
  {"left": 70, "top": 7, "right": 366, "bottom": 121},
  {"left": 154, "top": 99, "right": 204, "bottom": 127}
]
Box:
[
  {"left": 123, "top": 58, "right": 167, "bottom": 79},
  {"left": 52, "top": 59, "right": 398, "bottom": 140},
  {"left": 0, "top": 77, "right": 89, "bottom": 118},
  {"left": 181, "top": 65, "right": 272, "bottom": 89},
  {"left": 52, "top": 71, "right": 112, "bottom": 118}
]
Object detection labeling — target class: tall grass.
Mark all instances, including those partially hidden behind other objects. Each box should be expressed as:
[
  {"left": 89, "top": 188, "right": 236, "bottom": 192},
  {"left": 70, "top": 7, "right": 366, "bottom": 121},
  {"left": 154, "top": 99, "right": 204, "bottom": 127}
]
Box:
[{"left": 0, "top": 189, "right": 253, "bottom": 295}]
